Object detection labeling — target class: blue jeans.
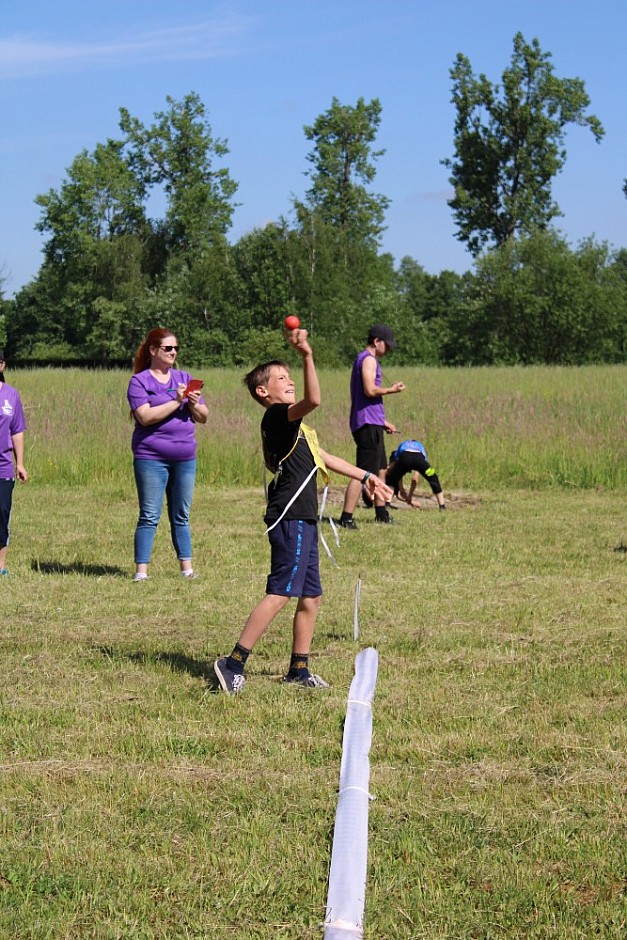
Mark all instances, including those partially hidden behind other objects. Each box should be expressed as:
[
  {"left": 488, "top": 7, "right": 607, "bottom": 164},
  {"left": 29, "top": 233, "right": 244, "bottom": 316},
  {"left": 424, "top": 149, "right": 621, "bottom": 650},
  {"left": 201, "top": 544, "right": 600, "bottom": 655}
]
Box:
[{"left": 133, "top": 458, "right": 196, "bottom": 564}]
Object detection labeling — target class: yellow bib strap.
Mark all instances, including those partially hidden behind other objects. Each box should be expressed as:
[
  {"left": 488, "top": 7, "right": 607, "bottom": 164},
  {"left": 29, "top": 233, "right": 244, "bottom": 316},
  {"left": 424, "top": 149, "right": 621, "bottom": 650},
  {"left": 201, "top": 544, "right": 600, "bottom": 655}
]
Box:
[
  {"left": 301, "top": 422, "right": 329, "bottom": 485},
  {"left": 263, "top": 420, "right": 337, "bottom": 565}
]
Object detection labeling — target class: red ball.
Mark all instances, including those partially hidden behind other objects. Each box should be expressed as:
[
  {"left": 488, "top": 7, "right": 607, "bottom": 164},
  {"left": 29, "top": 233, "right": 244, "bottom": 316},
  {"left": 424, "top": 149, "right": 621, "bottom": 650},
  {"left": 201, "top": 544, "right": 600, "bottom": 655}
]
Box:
[{"left": 284, "top": 315, "right": 301, "bottom": 330}]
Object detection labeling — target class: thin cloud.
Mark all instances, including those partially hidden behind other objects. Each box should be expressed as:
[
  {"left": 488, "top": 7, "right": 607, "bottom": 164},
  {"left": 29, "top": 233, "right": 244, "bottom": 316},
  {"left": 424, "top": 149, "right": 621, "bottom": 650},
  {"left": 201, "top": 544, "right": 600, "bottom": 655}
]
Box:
[
  {"left": 404, "top": 189, "right": 455, "bottom": 205},
  {"left": 0, "top": 14, "right": 256, "bottom": 78}
]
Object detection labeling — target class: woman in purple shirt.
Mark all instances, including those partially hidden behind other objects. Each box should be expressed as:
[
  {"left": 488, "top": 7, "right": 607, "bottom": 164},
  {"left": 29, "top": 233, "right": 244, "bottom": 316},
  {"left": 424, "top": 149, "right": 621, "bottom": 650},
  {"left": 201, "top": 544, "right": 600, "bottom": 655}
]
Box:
[
  {"left": 127, "top": 328, "right": 208, "bottom": 581},
  {"left": 0, "top": 349, "right": 28, "bottom": 576}
]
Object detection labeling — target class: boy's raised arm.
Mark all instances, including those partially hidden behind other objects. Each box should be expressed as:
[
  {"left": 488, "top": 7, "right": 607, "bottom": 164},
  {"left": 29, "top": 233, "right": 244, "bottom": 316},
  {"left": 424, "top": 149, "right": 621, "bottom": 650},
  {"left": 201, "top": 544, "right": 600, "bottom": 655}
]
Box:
[{"left": 286, "top": 328, "right": 321, "bottom": 422}]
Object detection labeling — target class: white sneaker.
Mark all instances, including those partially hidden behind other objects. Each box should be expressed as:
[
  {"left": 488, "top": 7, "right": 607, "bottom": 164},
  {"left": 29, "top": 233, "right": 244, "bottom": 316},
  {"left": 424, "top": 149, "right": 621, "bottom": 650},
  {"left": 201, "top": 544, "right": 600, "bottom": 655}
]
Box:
[{"left": 132, "top": 573, "right": 148, "bottom": 582}]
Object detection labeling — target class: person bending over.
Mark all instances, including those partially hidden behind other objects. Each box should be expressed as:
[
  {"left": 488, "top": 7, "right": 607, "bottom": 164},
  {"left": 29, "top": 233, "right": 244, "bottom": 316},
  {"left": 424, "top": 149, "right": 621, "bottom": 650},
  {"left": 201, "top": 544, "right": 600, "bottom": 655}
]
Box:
[{"left": 386, "top": 439, "right": 445, "bottom": 510}]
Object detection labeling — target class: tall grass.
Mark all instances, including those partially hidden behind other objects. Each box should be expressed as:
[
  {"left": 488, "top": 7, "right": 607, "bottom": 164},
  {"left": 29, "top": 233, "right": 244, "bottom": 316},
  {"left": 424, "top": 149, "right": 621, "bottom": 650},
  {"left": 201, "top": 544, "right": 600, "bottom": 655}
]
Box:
[{"left": 13, "top": 363, "right": 626, "bottom": 489}]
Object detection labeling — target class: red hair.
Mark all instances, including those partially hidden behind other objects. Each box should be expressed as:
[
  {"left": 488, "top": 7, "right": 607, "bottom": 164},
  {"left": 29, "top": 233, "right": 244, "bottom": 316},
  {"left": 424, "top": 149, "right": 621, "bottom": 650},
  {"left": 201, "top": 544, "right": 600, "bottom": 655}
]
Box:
[{"left": 133, "top": 328, "right": 174, "bottom": 374}]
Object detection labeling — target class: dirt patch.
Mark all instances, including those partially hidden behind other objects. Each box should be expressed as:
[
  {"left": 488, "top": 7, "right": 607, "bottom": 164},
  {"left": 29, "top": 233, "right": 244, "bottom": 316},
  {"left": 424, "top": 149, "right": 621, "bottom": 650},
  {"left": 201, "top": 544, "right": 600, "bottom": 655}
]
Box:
[{"left": 321, "top": 485, "right": 482, "bottom": 511}]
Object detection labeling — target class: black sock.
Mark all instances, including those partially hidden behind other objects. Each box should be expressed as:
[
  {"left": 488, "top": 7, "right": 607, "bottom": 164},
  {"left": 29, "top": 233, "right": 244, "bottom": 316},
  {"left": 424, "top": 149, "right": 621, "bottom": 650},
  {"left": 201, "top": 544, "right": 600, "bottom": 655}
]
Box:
[
  {"left": 287, "top": 652, "right": 310, "bottom": 679},
  {"left": 226, "top": 643, "right": 250, "bottom": 675},
  {"left": 340, "top": 511, "right": 353, "bottom": 523},
  {"left": 375, "top": 505, "right": 389, "bottom": 521}
]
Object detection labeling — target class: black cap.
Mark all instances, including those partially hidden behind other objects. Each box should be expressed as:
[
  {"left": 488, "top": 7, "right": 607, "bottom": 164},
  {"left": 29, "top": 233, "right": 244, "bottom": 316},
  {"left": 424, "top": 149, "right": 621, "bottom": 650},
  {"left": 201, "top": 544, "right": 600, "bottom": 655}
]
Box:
[{"left": 368, "top": 323, "right": 397, "bottom": 349}]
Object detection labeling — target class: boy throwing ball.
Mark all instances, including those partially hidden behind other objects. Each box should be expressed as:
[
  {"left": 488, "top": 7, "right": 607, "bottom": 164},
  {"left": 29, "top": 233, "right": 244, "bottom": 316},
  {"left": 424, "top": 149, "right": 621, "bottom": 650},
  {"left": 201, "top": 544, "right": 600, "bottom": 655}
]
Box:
[{"left": 214, "top": 327, "right": 391, "bottom": 694}]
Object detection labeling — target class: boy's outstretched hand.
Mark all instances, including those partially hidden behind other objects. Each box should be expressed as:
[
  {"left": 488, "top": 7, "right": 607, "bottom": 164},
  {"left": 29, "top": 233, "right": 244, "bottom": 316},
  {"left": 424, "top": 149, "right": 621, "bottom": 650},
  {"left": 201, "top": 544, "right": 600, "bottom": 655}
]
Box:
[
  {"left": 365, "top": 474, "right": 393, "bottom": 504},
  {"left": 286, "top": 327, "right": 313, "bottom": 358}
]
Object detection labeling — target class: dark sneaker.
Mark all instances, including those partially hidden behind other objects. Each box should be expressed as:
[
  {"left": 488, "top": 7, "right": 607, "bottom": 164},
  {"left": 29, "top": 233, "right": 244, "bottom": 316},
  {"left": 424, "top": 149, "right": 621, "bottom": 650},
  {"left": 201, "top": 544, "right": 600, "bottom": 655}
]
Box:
[
  {"left": 375, "top": 513, "right": 396, "bottom": 524},
  {"left": 214, "top": 658, "right": 246, "bottom": 695},
  {"left": 439, "top": 505, "right": 446, "bottom": 511},
  {"left": 337, "top": 517, "right": 359, "bottom": 530},
  {"left": 283, "top": 672, "right": 330, "bottom": 689}
]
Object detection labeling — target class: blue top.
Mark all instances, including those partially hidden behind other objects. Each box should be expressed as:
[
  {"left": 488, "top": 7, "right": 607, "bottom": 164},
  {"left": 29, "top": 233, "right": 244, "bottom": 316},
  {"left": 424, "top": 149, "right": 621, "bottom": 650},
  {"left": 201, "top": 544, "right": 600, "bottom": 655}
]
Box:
[{"left": 391, "top": 439, "right": 427, "bottom": 461}]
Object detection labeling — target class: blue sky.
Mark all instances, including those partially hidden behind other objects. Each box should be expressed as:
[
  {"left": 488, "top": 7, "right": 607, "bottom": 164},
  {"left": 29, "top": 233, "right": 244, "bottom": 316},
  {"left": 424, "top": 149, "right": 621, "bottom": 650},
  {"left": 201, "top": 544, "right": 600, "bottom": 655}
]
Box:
[{"left": 1, "top": 0, "right": 625, "bottom": 297}]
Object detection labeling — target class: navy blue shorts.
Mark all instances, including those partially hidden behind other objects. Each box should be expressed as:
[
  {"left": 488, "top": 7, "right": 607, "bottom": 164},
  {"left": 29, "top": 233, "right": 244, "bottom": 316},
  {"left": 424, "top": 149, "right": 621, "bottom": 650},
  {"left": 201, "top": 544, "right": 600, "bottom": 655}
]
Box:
[{"left": 266, "top": 519, "right": 322, "bottom": 598}]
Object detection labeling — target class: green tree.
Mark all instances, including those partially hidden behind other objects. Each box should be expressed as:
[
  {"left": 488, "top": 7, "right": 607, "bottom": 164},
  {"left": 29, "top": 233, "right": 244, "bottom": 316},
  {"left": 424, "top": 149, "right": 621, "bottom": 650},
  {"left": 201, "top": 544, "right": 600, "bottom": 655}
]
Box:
[
  {"left": 445, "top": 230, "right": 626, "bottom": 364},
  {"left": 395, "top": 258, "right": 430, "bottom": 317},
  {"left": 394, "top": 259, "right": 465, "bottom": 364},
  {"left": 0, "top": 270, "right": 8, "bottom": 349},
  {"left": 299, "top": 97, "right": 389, "bottom": 248},
  {"left": 20, "top": 93, "right": 238, "bottom": 363},
  {"left": 35, "top": 140, "right": 148, "bottom": 274},
  {"left": 288, "top": 95, "right": 393, "bottom": 355},
  {"left": 443, "top": 33, "right": 604, "bottom": 255},
  {"left": 27, "top": 140, "right": 152, "bottom": 361},
  {"left": 119, "top": 92, "right": 238, "bottom": 259},
  {"left": 10, "top": 266, "right": 90, "bottom": 361},
  {"left": 612, "top": 248, "right": 627, "bottom": 282},
  {"left": 230, "top": 222, "right": 298, "bottom": 331}
]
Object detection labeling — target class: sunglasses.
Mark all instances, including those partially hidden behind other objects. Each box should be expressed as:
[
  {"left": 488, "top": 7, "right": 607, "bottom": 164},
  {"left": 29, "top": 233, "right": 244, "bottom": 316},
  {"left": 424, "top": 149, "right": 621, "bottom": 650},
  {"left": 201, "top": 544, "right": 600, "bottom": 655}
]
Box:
[{"left": 159, "top": 345, "right": 179, "bottom": 352}]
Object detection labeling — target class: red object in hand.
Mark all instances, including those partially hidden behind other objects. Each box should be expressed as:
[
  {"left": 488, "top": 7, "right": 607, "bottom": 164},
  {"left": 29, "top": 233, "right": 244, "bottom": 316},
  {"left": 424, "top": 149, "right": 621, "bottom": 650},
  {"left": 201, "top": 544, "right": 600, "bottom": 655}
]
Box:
[
  {"left": 184, "top": 378, "right": 204, "bottom": 396},
  {"left": 284, "top": 315, "right": 301, "bottom": 330}
]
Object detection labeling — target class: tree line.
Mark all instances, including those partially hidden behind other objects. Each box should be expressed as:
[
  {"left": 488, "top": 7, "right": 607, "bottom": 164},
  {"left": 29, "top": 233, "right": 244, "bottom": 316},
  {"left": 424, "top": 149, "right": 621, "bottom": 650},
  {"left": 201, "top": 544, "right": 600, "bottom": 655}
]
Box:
[{"left": 1, "top": 33, "right": 625, "bottom": 368}]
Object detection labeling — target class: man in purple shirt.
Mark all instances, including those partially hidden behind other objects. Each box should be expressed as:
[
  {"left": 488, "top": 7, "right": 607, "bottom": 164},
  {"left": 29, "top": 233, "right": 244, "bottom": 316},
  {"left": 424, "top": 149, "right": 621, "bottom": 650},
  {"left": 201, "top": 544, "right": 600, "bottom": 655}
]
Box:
[{"left": 338, "top": 324, "right": 405, "bottom": 528}]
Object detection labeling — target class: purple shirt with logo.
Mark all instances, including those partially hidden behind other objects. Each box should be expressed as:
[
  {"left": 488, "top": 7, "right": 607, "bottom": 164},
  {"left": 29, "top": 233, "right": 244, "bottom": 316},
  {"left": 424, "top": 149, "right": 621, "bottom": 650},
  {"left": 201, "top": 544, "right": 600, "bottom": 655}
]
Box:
[
  {"left": 127, "top": 369, "right": 202, "bottom": 461},
  {"left": 349, "top": 349, "right": 385, "bottom": 433},
  {"left": 0, "top": 383, "right": 26, "bottom": 479}
]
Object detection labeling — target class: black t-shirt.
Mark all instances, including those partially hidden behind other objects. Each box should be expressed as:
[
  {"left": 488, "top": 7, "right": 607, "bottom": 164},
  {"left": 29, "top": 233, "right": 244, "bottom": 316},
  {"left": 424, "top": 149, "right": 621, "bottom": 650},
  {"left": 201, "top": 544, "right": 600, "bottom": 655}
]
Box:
[{"left": 261, "top": 403, "right": 319, "bottom": 523}]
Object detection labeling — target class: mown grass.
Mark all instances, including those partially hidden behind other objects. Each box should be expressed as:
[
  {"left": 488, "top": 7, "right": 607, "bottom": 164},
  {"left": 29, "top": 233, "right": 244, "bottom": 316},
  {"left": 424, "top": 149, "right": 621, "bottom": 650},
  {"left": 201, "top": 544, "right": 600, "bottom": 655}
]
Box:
[
  {"left": 13, "top": 363, "right": 627, "bottom": 489},
  {"left": 1, "top": 365, "right": 626, "bottom": 937},
  {"left": 3, "top": 487, "right": 626, "bottom": 938}
]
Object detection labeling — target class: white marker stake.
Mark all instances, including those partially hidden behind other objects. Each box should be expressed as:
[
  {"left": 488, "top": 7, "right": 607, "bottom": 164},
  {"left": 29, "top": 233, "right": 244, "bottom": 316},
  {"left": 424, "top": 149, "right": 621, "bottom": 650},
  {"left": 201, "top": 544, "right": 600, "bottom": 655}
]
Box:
[
  {"left": 353, "top": 575, "right": 362, "bottom": 640},
  {"left": 324, "top": 647, "right": 378, "bottom": 939}
]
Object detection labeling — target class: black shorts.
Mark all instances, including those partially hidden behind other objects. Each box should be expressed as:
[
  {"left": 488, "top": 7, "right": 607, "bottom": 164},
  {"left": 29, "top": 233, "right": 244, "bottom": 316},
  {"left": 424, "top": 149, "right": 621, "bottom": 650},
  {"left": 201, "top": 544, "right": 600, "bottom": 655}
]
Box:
[
  {"left": 352, "top": 424, "right": 387, "bottom": 474},
  {"left": 388, "top": 452, "right": 443, "bottom": 496}
]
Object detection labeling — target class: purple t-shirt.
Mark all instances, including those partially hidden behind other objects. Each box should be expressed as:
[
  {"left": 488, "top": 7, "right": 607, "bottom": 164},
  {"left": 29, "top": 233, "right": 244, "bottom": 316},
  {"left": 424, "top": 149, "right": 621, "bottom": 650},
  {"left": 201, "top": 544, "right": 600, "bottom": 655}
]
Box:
[
  {"left": 0, "top": 383, "right": 27, "bottom": 479},
  {"left": 349, "top": 349, "right": 385, "bottom": 433},
  {"left": 127, "top": 369, "right": 202, "bottom": 461}
]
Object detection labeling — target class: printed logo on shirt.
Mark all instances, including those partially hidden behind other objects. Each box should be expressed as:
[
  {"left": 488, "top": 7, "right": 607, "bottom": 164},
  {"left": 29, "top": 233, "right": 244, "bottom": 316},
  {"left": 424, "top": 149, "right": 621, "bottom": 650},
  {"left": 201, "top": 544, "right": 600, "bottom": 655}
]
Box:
[{"left": 1, "top": 399, "right": 13, "bottom": 416}]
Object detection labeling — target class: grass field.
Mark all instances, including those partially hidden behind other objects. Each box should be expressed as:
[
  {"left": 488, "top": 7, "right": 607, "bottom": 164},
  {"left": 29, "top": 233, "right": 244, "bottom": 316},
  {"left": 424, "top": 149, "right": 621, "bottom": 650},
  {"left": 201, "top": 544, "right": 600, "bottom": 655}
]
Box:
[{"left": 1, "top": 365, "right": 626, "bottom": 938}]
